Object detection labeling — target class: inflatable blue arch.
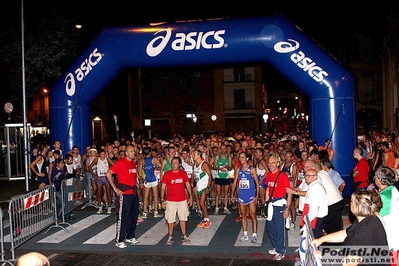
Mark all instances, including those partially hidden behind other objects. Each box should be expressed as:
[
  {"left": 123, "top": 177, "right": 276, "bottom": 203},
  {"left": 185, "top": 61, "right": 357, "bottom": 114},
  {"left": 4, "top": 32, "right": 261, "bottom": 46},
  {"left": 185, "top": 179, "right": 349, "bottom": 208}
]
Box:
[{"left": 49, "top": 15, "right": 356, "bottom": 196}]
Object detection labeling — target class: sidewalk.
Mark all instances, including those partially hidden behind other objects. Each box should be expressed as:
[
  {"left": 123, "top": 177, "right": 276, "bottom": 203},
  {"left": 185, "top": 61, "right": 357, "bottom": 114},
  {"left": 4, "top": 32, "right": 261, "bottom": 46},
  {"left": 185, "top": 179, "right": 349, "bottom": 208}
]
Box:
[{"left": 0, "top": 178, "right": 36, "bottom": 217}]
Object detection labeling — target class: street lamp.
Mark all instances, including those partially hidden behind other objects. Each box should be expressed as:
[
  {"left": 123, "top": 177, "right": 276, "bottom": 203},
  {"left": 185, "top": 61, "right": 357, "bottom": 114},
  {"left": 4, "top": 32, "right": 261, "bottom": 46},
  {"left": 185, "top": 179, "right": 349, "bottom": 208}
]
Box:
[
  {"left": 263, "top": 114, "right": 269, "bottom": 131},
  {"left": 211, "top": 114, "right": 217, "bottom": 131}
]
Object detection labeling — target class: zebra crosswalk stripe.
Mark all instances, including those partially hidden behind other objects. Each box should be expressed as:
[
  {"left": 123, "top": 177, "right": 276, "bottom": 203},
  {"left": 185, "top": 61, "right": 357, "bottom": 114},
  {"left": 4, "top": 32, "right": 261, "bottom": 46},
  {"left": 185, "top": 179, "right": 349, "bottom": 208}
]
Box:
[
  {"left": 185, "top": 215, "right": 225, "bottom": 246},
  {"left": 234, "top": 219, "right": 266, "bottom": 247},
  {"left": 83, "top": 223, "right": 116, "bottom": 244},
  {"left": 2, "top": 213, "right": 304, "bottom": 247},
  {"left": 38, "top": 215, "right": 108, "bottom": 243},
  {"left": 137, "top": 219, "right": 179, "bottom": 245}
]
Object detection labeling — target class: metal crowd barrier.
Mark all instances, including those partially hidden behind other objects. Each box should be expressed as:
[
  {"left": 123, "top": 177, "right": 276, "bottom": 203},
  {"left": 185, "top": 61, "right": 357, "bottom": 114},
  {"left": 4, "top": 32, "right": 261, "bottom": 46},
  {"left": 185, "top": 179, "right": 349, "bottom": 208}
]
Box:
[
  {"left": 62, "top": 175, "right": 90, "bottom": 217},
  {"left": 299, "top": 214, "right": 323, "bottom": 266},
  {"left": 8, "top": 186, "right": 55, "bottom": 262},
  {"left": 44, "top": 175, "right": 91, "bottom": 234},
  {"left": 1, "top": 207, "right": 14, "bottom": 265},
  {"left": 80, "top": 173, "right": 98, "bottom": 210}
]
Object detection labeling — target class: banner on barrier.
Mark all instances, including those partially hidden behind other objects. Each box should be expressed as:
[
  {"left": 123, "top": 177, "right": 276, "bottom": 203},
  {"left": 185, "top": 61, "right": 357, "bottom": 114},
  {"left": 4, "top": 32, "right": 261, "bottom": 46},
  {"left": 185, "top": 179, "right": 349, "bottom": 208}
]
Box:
[
  {"left": 299, "top": 215, "right": 323, "bottom": 266},
  {"left": 68, "top": 190, "right": 86, "bottom": 201},
  {"left": 24, "top": 189, "right": 50, "bottom": 210}
]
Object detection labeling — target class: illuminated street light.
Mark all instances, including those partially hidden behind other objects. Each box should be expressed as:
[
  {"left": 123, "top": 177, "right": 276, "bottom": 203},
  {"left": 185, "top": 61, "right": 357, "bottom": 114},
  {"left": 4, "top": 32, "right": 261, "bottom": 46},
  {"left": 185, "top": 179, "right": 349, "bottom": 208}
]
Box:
[{"left": 263, "top": 114, "right": 269, "bottom": 123}]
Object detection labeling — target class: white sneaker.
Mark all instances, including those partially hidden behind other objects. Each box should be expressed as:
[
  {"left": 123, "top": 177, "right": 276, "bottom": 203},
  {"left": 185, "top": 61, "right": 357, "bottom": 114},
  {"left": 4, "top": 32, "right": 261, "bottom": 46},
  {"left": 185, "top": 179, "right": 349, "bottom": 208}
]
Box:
[
  {"left": 115, "top": 242, "right": 127, "bottom": 248},
  {"left": 166, "top": 236, "right": 174, "bottom": 246},
  {"left": 239, "top": 234, "right": 249, "bottom": 242},
  {"left": 97, "top": 206, "right": 103, "bottom": 214},
  {"left": 153, "top": 212, "right": 163, "bottom": 218},
  {"left": 223, "top": 208, "right": 231, "bottom": 214},
  {"left": 125, "top": 238, "right": 139, "bottom": 244},
  {"left": 273, "top": 253, "right": 285, "bottom": 260},
  {"left": 268, "top": 248, "right": 277, "bottom": 254},
  {"left": 107, "top": 207, "right": 112, "bottom": 214},
  {"left": 290, "top": 222, "right": 295, "bottom": 230},
  {"left": 214, "top": 208, "right": 219, "bottom": 215}
]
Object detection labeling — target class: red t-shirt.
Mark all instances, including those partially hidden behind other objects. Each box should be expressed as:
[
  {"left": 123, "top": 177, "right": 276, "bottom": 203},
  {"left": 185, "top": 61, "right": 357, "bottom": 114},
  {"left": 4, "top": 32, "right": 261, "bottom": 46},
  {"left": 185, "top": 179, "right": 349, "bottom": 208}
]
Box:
[
  {"left": 110, "top": 158, "right": 137, "bottom": 194},
  {"left": 354, "top": 157, "right": 369, "bottom": 188},
  {"left": 162, "top": 169, "right": 189, "bottom": 201},
  {"left": 264, "top": 170, "right": 291, "bottom": 198}
]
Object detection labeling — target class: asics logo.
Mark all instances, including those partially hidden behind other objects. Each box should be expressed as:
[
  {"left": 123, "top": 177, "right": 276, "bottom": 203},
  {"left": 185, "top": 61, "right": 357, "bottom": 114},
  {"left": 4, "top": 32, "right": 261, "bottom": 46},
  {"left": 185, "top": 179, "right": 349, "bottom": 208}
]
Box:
[
  {"left": 274, "top": 39, "right": 329, "bottom": 83},
  {"left": 65, "top": 48, "right": 103, "bottom": 96},
  {"left": 146, "top": 29, "right": 226, "bottom": 57}
]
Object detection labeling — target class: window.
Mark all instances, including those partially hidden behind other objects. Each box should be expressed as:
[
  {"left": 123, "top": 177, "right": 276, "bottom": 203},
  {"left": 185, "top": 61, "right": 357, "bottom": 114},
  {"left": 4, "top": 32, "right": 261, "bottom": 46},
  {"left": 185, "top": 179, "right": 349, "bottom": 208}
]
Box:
[{"left": 234, "top": 89, "right": 245, "bottom": 109}]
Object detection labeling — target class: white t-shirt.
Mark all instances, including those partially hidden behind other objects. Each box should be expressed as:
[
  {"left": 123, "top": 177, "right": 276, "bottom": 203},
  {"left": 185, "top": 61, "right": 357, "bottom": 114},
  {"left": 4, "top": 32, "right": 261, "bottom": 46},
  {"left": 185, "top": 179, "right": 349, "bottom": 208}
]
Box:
[
  {"left": 317, "top": 170, "right": 343, "bottom": 205},
  {"left": 304, "top": 179, "right": 328, "bottom": 220}
]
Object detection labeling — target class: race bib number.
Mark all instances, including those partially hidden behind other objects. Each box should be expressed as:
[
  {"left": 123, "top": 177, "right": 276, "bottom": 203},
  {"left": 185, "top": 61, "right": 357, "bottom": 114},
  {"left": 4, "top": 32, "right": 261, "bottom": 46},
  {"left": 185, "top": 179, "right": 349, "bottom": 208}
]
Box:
[
  {"left": 239, "top": 179, "right": 250, "bottom": 189},
  {"left": 99, "top": 169, "right": 107, "bottom": 176},
  {"left": 298, "top": 172, "right": 304, "bottom": 181}
]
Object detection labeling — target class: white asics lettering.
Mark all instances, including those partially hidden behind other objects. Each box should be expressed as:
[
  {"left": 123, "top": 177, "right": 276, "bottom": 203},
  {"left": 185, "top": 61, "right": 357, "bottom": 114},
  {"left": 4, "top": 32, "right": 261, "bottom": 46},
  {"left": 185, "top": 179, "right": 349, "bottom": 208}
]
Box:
[
  {"left": 274, "top": 39, "right": 329, "bottom": 83},
  {"left": 65, "top": 48, "right": 103, "bottom": 96},
  {"left": 146, "top": 29, "right": 225, "bottom": 57}
]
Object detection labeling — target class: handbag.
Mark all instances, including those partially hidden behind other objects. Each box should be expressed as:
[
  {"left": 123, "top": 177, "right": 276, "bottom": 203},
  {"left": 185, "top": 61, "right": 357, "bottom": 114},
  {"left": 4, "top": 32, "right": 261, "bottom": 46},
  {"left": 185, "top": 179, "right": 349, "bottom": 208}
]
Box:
[{"left": 263, "top": 171, "right": 282, "bottom": 217}]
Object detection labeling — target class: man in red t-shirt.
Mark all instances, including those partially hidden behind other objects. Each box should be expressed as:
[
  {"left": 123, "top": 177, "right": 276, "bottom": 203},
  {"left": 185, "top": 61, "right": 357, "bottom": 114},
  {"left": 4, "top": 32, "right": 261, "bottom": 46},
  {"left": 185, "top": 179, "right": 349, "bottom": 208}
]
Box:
[
  {"left": 264, "top": 155, "right": 292, "bottom": 261},
  {"left": 352, "top": 147, "right": 369, "bottom": 190},
  {"left": 106, "top": 145, "right": 140, "bottom": 249},
  {"left": 161, "top": 157, "right": 193, "bottom": 245}
]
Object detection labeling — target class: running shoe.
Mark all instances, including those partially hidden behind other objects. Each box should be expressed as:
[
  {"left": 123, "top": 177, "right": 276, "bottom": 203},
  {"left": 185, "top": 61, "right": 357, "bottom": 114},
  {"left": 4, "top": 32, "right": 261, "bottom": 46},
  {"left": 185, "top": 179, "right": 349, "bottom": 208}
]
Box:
[
  {"left": 273, "top": 253, "right": 285, "bottom": 260},
  {"left": 181, "top": 235, "right": 191, "bottom": 244},
  {"left": 166, "top": 236, "right": 174, "bottom": 246},
  {"left": 197, "top": 220, "right": 205, "bottom": 228},
  {"left": 239, "top": 234, "right": 249, "bottom": 242},
  {"left": 197, "top": 210, "right": 203, "bottom": 217},
  {"left": 153, "top": 212, "right": 163, "bottom": 218},
  {"left": 97, "top": 206, "right": 103, "bottom": 214},
  {"left": 223, "top": 208, "right": 231, "bottom": 214},
  {"left": 125, "top": 238, "right": 140, "bottom": 244},
  {"left": 268, "top": 248, "right": 277, "bottom": 254},
  {"left": 202, "top": 221, "right": 211, "bottom": 229},
  {"left": 251, "top": 235, "right": 257, "bottom": 243},
  {"left": 235, "top": 215, "right": 242, "bottom": 223},
  {"left": 214, "top": 207, "right": 219, "bottom": 215},
  {"left": 139, "top": 212, "right": 148, "bottom": 219},
  {"left": 107, "top": 207, "right": 112, "bottom": 214},
  {"left": 115, "top": 242, "right": 127, "bottom": 249},
  {"left": 290, "top": 222, "right": 295, "bottom": 230},
  {"left": 205, "top": 201, "right": 211, "bottom": 209},
  {"left": 137, "top": 217, "right": 144, "bottom": 223}
]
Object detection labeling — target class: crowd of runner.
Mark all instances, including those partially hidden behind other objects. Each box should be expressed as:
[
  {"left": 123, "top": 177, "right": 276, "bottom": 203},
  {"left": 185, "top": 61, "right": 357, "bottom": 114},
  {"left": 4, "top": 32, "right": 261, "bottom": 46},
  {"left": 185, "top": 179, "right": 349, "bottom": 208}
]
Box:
[{"left": 29, "top": 128, "right": 399, "bottom": 263}]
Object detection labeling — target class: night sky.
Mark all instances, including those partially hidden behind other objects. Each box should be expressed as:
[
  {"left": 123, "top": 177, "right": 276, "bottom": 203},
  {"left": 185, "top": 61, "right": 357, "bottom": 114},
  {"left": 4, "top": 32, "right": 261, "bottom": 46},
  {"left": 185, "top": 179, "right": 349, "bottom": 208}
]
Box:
[{"left": 2, "top": 2, "right": 394, "bottom": 56}]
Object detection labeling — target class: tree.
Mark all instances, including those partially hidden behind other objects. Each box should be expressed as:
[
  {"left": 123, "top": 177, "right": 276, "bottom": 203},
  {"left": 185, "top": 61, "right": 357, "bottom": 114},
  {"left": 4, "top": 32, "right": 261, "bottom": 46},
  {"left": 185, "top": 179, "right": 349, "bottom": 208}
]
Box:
[{"left": 0, "top": 11, "right": 81, "bottom": 106}]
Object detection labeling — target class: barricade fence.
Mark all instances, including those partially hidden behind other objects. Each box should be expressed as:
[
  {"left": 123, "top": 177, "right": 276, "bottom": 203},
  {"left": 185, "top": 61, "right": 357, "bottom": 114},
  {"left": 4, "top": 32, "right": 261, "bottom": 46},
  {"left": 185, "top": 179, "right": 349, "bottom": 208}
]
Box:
[
  {"left": 80, "top": 172, "right": 99, "bottom": 210},
  {"left": 60, "top": 174, "right": 90, "bottom": 221},
  {"left": 1, "top": 207, "right": 14, "bottom": 265},
  {"left": 298, "top": 214, "right": 323, "bottom": 266},
  {"left": 8, "top": 185, "right": 55, "bottom": 261}
]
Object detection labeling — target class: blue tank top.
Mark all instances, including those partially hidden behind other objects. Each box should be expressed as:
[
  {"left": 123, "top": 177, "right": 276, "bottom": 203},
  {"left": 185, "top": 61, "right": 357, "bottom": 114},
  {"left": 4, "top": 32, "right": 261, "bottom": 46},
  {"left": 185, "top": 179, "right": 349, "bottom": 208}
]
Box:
[
  {"left": 143, "top": 157, "right": 156, "bottom": 182},
  {"left": 237, "top": 165, "right": 256, "bottom": 203}
]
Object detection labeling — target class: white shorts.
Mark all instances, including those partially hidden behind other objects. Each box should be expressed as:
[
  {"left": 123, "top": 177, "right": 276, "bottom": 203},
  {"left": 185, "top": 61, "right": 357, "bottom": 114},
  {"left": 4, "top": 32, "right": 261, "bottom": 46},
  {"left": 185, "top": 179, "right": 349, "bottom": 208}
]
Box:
[
  {"left": 144, "top": 180, "right": 158, "bottom": 188},
  {"left": 165, "top": 200, "right": 189, "bottom": 223}
]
